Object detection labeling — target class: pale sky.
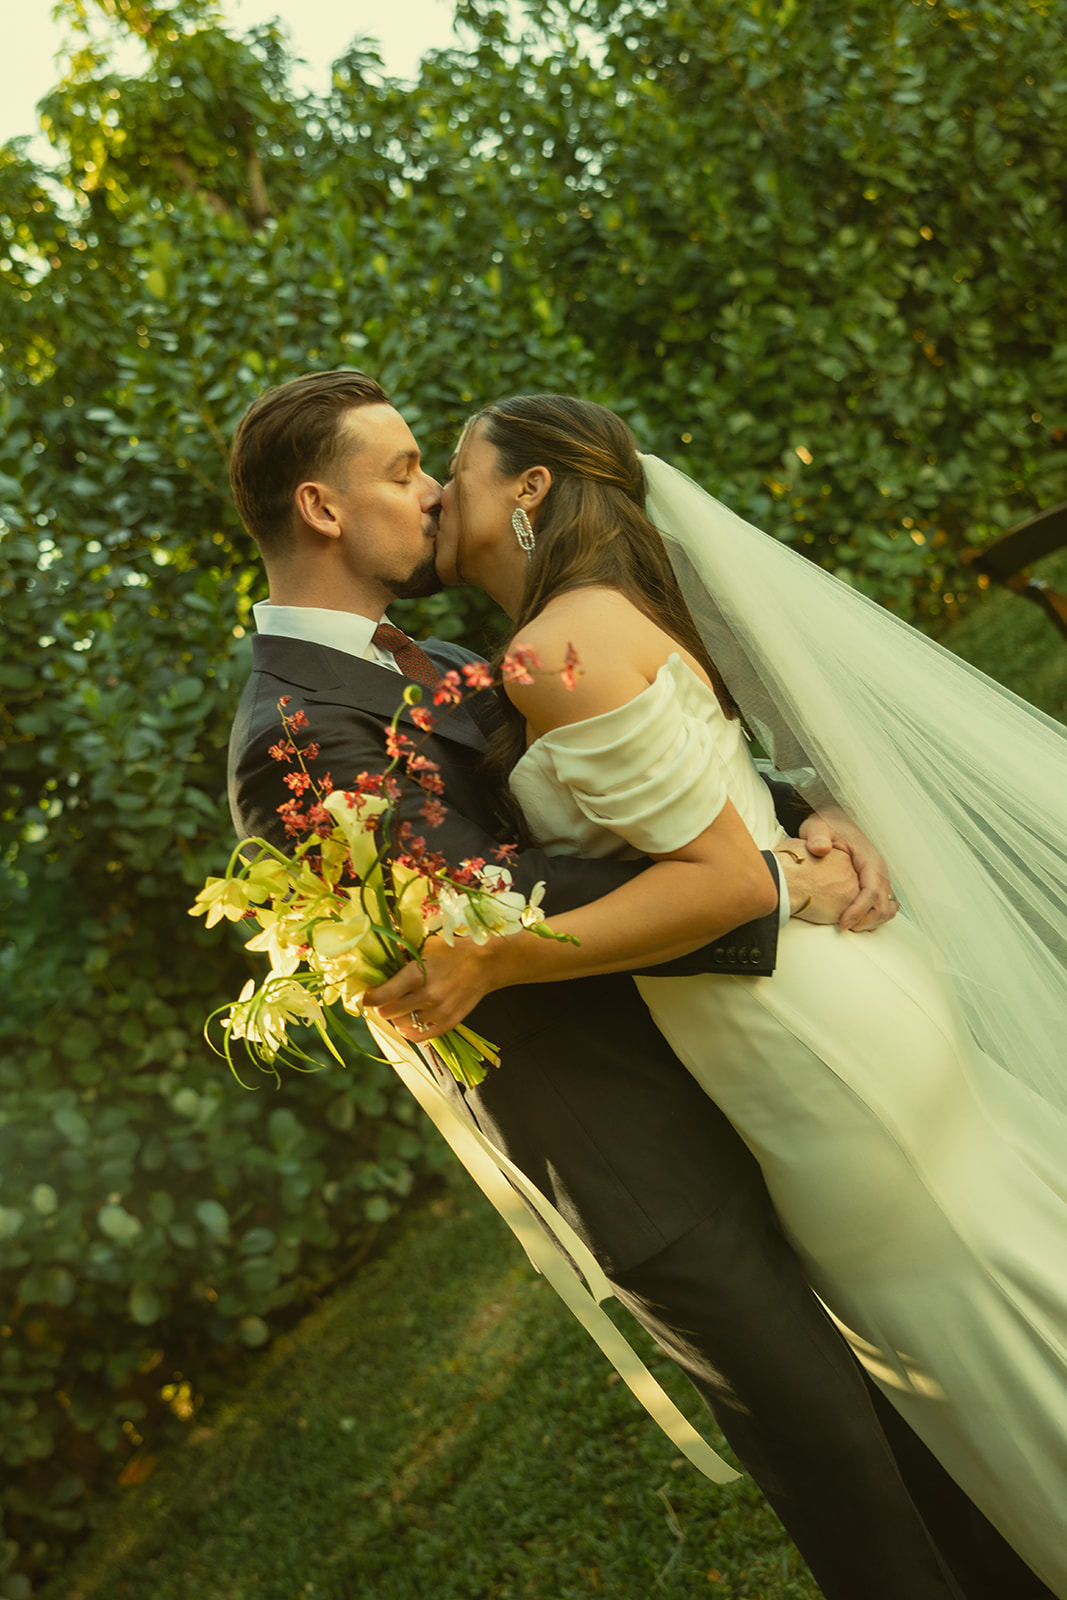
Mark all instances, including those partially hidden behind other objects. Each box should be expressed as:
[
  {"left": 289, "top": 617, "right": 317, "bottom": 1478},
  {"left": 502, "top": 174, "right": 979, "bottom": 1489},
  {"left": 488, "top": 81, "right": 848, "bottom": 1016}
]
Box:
[{"left": 3, "top": 0, "right": 465, "bottom": 159}]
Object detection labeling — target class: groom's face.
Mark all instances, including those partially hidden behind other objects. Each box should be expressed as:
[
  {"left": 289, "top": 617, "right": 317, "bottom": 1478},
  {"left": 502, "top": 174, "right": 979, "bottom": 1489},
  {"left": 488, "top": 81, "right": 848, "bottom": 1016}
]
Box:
[{"left": 327, "top": 404, "right": 443, "bottom": 600}]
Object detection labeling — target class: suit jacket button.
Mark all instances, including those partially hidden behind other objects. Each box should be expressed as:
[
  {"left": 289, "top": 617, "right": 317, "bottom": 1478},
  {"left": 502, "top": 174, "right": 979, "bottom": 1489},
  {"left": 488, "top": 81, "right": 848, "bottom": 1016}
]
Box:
[
  {"left": 750, "top": 947, "right": 762, "bottom": 963},
  {"left": 713, "top": 947, "right": 724, "bottom": 960},
  {"left": 727, "top": 948, "right": 737, "bottom": 963}
]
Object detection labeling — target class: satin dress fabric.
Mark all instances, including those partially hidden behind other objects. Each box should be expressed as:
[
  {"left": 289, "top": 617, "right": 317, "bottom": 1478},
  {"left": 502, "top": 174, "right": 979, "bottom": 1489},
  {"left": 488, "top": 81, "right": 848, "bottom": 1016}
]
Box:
[{"left": 510, "top": 653, "right": 1067, "bottom": 1597}]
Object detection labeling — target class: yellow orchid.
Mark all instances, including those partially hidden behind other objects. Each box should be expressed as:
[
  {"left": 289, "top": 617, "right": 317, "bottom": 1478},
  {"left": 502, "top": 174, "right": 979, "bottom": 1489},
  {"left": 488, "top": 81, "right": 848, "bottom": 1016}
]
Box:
[
  {"left": 190, "top": 855, "right": 293, "bottom": 928},
  {"left": 310, "top": 902, "right": 394, "bottom": 1001},
  {"left": 322, "top": 790, "right": 389, "bottom": 880},
  {"left": 335, "top": 959, "right": 393, "bottom": 1010},
  {"left": 317, "top": 834, "right": 349, "bottom": 886},
  {"left": 188, "top": 876, "right": 256, "bottom": 928},
  {"left": 390, "top": 861, "right": 437, "bottom": 952},
  {"left": 435, "top": 884, "right": 491, "bottom": 946},
  {"left": 520, "top": 881, "right": 547, "bottom": 928},
  {"left": 226, "top": 977, "right": 327, "bottom": 1061},
  {"left": 435, "top": 873, "right": 546, "bottom": 946},
  {"left": 243, "top": 857, "right": 292, "bottom": 897},
  {"left": 310, "top": 909, "right": 373, "bottom": 960},
  {"left": 244, "top": 908, "right": 307, "bottom": 978}
]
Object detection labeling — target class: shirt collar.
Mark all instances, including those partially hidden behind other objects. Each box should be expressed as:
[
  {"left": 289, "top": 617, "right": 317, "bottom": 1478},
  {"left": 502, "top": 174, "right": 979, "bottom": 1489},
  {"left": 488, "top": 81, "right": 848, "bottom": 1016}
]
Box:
[{"left": 252, "top": 601, "right": 389, "bottom": 665}]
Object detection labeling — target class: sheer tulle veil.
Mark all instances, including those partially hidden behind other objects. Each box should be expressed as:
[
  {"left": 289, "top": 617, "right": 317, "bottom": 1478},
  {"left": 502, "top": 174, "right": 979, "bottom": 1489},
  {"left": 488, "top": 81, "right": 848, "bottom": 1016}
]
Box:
[{"left": 639, "top": 453, "right": 1067, "bottom": 1119}]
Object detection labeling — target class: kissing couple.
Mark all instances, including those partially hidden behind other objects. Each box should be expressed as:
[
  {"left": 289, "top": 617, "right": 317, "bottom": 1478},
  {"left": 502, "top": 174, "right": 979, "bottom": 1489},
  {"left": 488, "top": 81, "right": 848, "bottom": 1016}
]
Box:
[{"left": 227, "top": 369, "right": 1067, "bottom": 1599}]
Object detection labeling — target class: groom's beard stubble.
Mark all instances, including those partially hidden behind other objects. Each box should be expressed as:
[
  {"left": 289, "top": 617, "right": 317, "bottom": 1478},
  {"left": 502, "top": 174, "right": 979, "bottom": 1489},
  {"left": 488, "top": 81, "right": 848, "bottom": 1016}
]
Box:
[{"left": 385, "top": 550, "right": 444, "bottom": 601}]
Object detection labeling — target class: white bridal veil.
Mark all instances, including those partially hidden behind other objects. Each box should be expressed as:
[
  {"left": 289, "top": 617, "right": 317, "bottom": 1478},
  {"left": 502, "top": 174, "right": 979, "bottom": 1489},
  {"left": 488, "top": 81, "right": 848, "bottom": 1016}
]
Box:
[{"left": 640, "top": 454, "right": 1067, "bottom": 1119}]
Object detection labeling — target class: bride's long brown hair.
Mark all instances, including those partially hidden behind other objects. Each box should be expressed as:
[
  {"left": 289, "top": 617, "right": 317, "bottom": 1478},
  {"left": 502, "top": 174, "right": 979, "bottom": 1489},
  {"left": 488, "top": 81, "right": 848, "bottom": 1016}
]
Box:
[{"left": 464, "top": 395, "right": 739, "bottom": 840}]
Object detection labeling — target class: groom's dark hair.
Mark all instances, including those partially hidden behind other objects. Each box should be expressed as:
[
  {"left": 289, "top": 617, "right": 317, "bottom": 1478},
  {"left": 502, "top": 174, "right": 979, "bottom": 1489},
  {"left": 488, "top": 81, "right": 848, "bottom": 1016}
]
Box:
[{"left": 229, "top": 369, "right": 390, "bottom": 552}]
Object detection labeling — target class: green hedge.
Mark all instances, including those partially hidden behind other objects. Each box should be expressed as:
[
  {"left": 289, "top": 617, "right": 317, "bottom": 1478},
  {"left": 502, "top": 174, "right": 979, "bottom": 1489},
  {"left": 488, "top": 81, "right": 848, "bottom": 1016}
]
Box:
[{"left": 0, "top": 948, "right": 447, "bottom": 1590}]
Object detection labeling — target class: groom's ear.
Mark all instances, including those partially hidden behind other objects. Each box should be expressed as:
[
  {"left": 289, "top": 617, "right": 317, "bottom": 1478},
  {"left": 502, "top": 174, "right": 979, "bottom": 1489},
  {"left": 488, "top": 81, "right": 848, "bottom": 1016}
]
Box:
[
  {"left": 519, "top": 465, "right": 552, "bottom": 514},
  {"left": 294, "top": 480, "right": 343, "bottom": 540}
]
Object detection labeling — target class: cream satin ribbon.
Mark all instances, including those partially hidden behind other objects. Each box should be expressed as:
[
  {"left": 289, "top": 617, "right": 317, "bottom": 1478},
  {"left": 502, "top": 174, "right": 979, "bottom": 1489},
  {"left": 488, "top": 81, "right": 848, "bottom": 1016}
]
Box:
[{"left": 368, "top": 1018, "right": 739, "bottom": 1484}]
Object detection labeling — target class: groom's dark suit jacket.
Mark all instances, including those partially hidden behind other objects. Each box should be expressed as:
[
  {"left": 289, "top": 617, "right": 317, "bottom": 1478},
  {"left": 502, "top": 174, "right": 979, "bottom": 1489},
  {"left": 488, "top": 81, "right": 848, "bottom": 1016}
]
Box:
[{"left": 228, "top": 633, "right": 792, "bottom": 1278}]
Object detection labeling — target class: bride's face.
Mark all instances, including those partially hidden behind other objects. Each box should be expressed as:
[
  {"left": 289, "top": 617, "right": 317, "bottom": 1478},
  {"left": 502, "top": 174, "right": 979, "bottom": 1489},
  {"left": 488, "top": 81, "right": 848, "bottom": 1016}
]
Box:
[{"left": 436, "top": 420, "right": 523, "bottom": 590}]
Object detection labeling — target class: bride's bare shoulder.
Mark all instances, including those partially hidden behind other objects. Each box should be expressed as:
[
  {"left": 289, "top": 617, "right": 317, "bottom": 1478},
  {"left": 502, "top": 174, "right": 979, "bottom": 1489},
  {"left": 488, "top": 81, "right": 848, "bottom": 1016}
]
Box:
[
  {"left": 516, "top": 586, "right": 652, "bottom": 666},
  {"left": 507, "top": 587, "right": 666, "bottom": 732}
]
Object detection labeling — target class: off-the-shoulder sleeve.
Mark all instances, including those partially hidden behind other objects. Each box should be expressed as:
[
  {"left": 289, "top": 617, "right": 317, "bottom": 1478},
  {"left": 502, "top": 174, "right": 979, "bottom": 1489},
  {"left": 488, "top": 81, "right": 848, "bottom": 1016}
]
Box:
[{"left": 534, "top": 657, "right": 728, "bottom": 855}]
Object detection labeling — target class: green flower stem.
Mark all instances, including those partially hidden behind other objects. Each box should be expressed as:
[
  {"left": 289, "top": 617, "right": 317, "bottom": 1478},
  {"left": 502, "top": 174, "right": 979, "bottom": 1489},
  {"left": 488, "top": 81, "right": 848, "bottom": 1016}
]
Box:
[
  {"left": 431, "top": 1032, "right": 488, "bottom": 1089},
  {"left": 454, "top": 1023, "right": 501, "bottom": 1070},
  {"left": 224, "top": 834, "right": 311, "bottom": 881}
]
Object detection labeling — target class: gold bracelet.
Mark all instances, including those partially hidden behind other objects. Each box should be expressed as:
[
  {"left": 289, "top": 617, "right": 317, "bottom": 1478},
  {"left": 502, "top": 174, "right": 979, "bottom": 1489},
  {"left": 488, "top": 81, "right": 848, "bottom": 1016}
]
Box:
[{"left": 793, "top": 893, "right": 812, "bottom": 917}]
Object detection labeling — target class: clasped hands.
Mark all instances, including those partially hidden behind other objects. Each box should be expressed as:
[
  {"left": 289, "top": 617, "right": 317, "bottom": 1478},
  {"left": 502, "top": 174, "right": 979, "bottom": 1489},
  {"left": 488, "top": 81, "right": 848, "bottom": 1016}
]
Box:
[{"left": 780, "top": 810, "right": 898, "bottom": 933}]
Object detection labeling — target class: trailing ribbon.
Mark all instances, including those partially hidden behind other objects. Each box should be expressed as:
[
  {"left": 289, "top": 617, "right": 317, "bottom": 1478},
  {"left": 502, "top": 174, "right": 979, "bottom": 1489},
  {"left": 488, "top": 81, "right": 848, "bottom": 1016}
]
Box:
[{"left": 369, "top": 1019, "right": 740, "bottom": 1485}]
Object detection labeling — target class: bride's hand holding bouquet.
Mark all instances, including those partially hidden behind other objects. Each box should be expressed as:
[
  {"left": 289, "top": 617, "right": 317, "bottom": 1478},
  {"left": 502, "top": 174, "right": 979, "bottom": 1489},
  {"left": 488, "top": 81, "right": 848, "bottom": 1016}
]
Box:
[{"left": 189, "top": 656, "right": 576, "bottom": 1089}]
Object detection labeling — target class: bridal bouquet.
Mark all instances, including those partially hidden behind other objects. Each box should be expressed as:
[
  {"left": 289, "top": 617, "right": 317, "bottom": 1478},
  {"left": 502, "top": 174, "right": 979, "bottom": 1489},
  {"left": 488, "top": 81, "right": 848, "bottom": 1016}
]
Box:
[{"left": 190, "top": 654, "right": 576, "bottom": 1089}]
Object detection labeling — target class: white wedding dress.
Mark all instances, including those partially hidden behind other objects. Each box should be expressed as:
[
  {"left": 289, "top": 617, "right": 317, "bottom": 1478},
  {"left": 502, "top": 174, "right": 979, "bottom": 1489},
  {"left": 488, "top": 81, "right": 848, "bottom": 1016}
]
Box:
[{"left": 510, "top": 652, "right": 1067, "bottom": 1596}]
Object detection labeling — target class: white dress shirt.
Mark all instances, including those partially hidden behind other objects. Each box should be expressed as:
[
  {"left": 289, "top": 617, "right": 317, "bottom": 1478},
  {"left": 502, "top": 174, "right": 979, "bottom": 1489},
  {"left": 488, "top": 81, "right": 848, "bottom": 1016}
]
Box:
[{"left": 252, "top": 600, "right": 401, "bottom": 672}]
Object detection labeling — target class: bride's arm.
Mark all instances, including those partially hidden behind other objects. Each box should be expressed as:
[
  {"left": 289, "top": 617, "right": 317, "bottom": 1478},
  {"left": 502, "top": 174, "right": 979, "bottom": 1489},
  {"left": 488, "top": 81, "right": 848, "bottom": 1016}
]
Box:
[
  {"left": 367, "top": 797, "right": 778, "bottom": 1037},
  {"left": 369, "top": 600, "right": 778, "bottom": 1036},
  {"left": 472, "top": 599, "right": 778, "bottom": 962}
]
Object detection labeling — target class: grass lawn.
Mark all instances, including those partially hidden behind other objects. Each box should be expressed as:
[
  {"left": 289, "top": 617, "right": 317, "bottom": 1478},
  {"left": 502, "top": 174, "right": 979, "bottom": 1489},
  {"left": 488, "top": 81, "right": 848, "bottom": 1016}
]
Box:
[{"left": 49, "top": 1173, "right": 819, "bottom": 1600}]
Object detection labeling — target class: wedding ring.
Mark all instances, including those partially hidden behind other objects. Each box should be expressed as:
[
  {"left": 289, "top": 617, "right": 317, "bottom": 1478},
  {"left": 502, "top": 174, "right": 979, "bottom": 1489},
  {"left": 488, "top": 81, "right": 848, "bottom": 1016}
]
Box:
[
  {"left": 888, "top": 893, "right": 898, "bottom": 904},
  {"left": 410, "top": 1010, "right": 424, "bottom": 1030}
]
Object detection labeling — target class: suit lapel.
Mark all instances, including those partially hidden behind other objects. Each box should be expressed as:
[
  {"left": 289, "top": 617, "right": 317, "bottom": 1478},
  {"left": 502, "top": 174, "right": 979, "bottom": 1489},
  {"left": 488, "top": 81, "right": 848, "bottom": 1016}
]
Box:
[{"left": 252, "top": 634, "right": 488, "bottom": 753}]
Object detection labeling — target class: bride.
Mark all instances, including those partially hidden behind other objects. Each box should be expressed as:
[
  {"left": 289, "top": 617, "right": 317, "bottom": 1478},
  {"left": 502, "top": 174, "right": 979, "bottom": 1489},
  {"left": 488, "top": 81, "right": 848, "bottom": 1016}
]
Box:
[{"left": 367, "top": 394, "right": 1067, "bottom": 1595}]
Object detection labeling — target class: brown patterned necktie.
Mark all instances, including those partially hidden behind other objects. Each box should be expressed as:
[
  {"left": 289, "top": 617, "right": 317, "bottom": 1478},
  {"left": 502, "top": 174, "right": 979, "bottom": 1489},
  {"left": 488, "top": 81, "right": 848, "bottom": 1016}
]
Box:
[{"left": 371, "top": 621, "right": 441, "bottom": 689}]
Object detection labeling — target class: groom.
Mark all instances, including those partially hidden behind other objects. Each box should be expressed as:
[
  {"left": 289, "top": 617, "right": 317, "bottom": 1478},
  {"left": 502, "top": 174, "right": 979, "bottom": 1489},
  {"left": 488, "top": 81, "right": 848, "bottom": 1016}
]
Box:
[{"left": 225, "top": 370, "right": 1051, "bottom": 1600}]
